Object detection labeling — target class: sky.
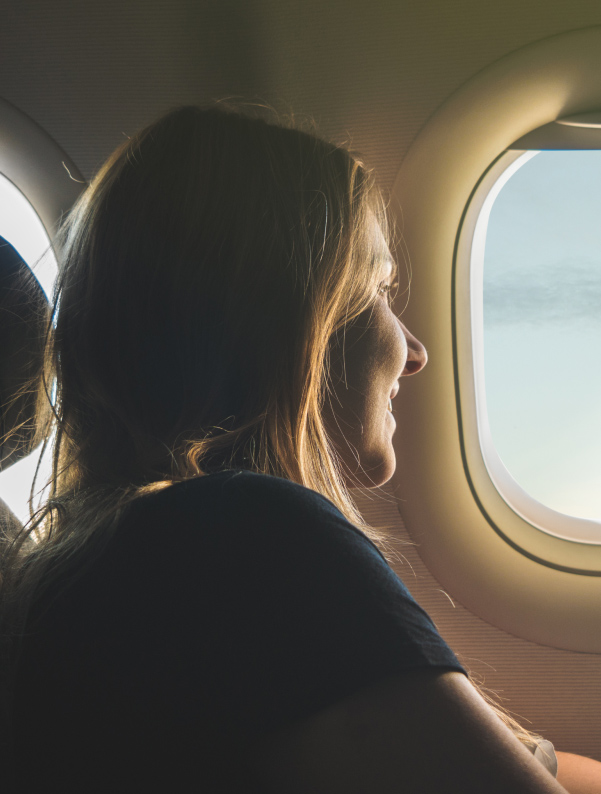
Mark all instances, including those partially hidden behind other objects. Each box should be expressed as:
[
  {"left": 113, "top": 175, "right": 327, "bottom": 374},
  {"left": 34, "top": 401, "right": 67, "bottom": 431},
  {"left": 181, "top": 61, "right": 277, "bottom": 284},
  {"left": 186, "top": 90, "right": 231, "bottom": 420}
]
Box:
[{"left": 483, "top": 150, "right": 601, "bottom": 524}]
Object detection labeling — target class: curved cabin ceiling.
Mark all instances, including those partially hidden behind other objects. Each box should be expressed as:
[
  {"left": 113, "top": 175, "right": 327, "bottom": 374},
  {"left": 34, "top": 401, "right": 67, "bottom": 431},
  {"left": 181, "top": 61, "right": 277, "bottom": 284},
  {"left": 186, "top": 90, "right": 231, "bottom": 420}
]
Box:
[{"left": 2, "top": 1, "right": 601, "bottom": 189}]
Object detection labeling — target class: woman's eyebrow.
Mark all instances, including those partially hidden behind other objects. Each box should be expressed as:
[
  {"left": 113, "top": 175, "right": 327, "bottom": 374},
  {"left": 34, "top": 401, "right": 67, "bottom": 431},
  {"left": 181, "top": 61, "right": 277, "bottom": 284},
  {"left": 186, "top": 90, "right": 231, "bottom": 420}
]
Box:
[{"left": 382, "top": 257, "right": 394, "bottom": 277}]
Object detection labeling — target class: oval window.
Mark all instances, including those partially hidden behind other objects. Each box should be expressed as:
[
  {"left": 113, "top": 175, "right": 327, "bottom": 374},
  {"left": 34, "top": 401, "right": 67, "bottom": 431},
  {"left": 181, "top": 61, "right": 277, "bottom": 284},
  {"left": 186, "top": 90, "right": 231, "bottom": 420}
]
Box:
[{"left": 483, "top": 150, "right": 601, "bottom": 528}]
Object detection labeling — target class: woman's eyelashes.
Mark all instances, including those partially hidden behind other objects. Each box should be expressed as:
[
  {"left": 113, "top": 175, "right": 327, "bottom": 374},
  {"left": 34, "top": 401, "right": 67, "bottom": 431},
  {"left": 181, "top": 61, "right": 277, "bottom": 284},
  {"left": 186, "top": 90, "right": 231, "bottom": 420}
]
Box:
[{"left": 377, "top": 280, "right": 398, "bottom": 305}]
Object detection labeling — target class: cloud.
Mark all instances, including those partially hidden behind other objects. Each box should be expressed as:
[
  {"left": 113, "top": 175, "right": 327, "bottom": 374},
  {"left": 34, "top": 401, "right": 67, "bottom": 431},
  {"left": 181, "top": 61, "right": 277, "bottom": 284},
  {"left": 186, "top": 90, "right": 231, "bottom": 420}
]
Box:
[{"left": 483, "top": 256, "right": 601, "bottom": 326}]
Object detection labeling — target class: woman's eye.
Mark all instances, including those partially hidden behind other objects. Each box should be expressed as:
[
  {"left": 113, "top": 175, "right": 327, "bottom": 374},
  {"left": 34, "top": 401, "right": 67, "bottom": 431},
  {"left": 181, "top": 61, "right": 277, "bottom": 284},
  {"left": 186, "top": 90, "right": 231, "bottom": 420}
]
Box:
[{"left": 378, "top": 281, "right": 397, "bottom": 303}]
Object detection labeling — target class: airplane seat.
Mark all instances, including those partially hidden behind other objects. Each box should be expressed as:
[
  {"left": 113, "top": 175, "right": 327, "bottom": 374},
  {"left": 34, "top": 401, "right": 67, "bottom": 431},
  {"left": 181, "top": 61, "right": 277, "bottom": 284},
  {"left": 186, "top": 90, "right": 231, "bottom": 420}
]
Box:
[{"left": 0, "top": 234, "right": 50, "bottom": 535}]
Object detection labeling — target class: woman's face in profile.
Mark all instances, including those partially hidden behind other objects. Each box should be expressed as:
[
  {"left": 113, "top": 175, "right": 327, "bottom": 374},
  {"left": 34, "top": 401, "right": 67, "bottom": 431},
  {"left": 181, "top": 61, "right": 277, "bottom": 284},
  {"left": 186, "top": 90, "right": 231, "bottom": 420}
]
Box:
[{"left": 325, "top": 225, "right": 427, "bottom": 488}]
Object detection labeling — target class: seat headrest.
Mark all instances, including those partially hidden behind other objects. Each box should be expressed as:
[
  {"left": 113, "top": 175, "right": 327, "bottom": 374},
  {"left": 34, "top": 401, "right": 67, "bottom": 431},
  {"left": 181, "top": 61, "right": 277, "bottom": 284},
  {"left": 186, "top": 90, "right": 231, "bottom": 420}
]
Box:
[{"left": 0, "top": 236, "right": 50, "bottom": 472}]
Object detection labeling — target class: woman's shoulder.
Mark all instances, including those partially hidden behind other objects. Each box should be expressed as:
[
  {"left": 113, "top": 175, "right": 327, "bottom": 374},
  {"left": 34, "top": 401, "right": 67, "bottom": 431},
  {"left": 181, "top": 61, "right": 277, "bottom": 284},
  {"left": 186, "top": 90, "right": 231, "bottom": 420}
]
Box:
[
  {"left": 126, "top": 469, "right": 379, "bottom": 559},
  {"left": 162, "top": 469, "right": 341, "bottom": 511},
  {"left": 134, "top": 469, "right": 355, "bottom": 530},
  {"left": 119, "top": 471, "right": 421, "bottom": 638}
]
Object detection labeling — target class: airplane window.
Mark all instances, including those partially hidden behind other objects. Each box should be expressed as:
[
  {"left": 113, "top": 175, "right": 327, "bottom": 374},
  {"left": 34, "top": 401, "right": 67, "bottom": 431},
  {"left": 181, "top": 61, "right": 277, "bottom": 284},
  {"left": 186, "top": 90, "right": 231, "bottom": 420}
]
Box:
[
  {"left": 396, "top": 32, "right": 601, "bottom": 647},
  {"left": 0, "top": 171, "right": 56, "bottom": 524},
  {"left": 476, "top": 150, "right": 601, "bottom": 540}
]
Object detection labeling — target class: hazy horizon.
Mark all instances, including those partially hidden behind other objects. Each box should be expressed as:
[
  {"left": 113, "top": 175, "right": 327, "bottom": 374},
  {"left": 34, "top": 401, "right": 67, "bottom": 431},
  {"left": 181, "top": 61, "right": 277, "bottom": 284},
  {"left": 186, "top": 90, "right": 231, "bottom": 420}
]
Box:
[{"left": 484, "top": 149, "right": 601, "bottom": 525}]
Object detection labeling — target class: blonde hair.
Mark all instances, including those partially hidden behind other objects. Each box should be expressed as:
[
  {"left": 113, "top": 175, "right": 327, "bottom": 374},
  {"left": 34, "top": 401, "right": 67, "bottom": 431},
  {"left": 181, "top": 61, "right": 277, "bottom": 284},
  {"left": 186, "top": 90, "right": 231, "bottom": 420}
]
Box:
[
  {"left": 1, "top": 103, "right": 395, "bottom": 630},
  {"left": 0, "top": 103, "right": 543, "bottom": 758}
]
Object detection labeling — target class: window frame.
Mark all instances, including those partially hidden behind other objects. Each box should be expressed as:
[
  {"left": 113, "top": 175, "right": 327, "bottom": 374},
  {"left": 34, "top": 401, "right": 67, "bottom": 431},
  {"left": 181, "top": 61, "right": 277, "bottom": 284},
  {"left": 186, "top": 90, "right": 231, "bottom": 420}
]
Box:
[
  {"left": 390, "top": 26, "right": 601, "bottom": 653},
  {"left": 0, "top": 95, "right": 85, "bottom": 249},
  {"left": 455, "top": 146, "right": 601, "bottom": 566}
]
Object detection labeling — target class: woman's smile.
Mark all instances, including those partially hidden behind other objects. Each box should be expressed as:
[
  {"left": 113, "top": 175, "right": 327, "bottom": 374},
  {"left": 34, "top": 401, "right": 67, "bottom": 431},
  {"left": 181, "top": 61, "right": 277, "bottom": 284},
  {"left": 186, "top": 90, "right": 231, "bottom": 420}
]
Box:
[{"left": 325, "top": 235, "right": 427, "bottom": 488}]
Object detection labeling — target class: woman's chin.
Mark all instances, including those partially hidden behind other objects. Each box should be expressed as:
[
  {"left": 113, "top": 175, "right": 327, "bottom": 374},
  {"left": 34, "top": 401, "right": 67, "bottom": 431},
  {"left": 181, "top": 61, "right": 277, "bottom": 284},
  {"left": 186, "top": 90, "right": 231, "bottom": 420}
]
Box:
[{"left": 346, "top": 448, "right": 397, "bottom": 490}]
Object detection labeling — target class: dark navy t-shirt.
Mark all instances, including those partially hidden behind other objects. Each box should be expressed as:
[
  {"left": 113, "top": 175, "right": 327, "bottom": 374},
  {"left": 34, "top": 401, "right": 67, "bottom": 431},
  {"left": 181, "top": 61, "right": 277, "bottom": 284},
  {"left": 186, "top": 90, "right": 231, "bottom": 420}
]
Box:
[{"left": 14, "top": 471, "right": 465, "bottom": 791}]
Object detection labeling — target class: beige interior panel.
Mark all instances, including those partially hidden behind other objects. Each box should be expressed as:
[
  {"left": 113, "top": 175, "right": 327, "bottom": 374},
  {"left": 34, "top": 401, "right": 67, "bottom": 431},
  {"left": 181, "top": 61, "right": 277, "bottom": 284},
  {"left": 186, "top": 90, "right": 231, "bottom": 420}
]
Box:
[
  {"left": 354, "top": 484, "right": 601, "bottom": 761},
  {"left": 391, "top": 26, "right": 601, "bottom": 653}
]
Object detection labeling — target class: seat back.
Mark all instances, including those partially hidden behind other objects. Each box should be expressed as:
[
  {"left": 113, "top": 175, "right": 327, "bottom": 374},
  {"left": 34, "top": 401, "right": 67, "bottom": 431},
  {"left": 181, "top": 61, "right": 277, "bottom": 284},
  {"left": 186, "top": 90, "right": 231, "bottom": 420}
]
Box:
[{"left": 0, "top": 235, "right": 50, "bottom": 532}]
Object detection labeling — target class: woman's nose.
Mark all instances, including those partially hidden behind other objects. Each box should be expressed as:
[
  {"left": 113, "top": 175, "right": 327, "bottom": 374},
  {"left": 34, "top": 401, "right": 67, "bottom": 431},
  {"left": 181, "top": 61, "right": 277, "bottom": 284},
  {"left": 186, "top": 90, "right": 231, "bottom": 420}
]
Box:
[{"left": 399, "top": 321, "right": 428, "bottom": 376}]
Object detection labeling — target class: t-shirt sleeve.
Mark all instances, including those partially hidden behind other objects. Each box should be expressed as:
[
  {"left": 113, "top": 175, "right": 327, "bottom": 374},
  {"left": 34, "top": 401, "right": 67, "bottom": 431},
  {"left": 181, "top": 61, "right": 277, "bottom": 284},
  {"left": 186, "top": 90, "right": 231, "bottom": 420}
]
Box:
[{"left": 159, "top": 471, "right": 467, "bottom": 739}]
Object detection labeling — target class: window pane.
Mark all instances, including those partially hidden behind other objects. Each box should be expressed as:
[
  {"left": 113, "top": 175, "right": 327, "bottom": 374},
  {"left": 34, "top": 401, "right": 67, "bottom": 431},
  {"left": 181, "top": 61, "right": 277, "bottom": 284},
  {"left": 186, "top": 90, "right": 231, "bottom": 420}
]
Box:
[{"left": 484, "top": 150, "right": 601, "bottom": 523}]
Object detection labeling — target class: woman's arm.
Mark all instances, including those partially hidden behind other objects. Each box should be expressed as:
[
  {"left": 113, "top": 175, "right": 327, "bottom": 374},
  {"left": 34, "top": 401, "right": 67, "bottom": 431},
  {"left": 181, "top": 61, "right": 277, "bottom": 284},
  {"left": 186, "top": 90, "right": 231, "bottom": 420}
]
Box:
[
  {"left": 251, "top": 669, "right": 569, "bottom": 793},
  {"left": 556, "top": 751, "right": 601, "bottom": 794}
]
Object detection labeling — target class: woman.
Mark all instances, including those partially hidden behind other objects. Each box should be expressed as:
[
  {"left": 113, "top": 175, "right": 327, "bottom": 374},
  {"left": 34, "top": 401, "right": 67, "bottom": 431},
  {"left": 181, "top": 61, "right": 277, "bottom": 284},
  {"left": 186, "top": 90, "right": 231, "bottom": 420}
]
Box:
[{"left": 0, "top": 104, "right": 590, "bottom": 792}]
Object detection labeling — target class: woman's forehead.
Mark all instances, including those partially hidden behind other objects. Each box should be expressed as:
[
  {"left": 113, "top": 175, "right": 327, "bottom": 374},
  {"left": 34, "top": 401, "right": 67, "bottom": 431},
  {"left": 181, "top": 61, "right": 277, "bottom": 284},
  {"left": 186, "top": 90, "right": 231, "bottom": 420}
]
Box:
[{"left": 370, "top": 216, "right": 394, "bottom": 273}]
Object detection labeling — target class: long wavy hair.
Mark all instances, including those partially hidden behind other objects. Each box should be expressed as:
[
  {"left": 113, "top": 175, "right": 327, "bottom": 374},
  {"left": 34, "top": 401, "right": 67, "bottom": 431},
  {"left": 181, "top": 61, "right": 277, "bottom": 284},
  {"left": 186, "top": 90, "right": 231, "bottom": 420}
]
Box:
[
  {"left": 0, "top": 103, "right": 396, "bottom": 637},
  {"left": 0, "top": 103, "right": 543, "bottom": 759}
]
